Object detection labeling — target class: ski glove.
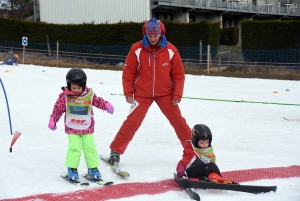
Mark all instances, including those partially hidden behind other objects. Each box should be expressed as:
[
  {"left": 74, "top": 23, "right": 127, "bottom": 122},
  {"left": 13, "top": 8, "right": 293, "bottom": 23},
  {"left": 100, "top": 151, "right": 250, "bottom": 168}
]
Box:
[
  {"left": 48, "top": 116, "right": 57, "bottom": 131},
  {"left": 105, "top": 102, "right": 114, "bottom": 114},
  {"left": 177, "top": 167, "right": 187, "bottom": 178}
]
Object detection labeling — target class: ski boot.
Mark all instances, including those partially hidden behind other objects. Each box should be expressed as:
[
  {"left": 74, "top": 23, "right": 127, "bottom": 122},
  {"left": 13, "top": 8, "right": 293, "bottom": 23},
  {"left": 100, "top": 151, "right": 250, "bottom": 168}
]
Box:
[
  {"left": 68, "top": 167, "right": 80, "bottom": 182},
  {"left": 208, "top": 171, "right": 232, "bottom": 184},
  {"left": 88, "top": 167, "right": 102, "bottom": 181},
  {"left": 107, "top": 150, "right": 120, "bottom": 166}
]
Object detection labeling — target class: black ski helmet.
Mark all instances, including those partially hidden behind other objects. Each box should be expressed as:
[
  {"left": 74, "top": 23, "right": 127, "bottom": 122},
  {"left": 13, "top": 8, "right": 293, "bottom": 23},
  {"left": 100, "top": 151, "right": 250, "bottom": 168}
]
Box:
[
  {"left": 191, "top": 124, "right": 213, "bottom": 148},
  {"left": 66, "top": 68, "right": 87, "bottom": 90}
]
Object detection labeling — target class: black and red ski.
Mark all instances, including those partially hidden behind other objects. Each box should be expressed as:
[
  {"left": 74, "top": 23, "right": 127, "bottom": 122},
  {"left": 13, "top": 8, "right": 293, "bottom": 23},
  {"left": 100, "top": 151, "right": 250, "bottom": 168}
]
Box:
[
  {"left": 176, "top": 174, "right": 277, "bottom": 194},
  {"left": 174, "top": 173, "right": 200, "bottom": 201}
]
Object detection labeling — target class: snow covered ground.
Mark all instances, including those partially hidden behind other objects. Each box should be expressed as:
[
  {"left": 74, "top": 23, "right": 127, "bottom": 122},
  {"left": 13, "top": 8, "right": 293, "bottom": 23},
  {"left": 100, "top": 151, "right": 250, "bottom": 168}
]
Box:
[{"left": 0, "top": 64, "right": 299, "bottom": 201}]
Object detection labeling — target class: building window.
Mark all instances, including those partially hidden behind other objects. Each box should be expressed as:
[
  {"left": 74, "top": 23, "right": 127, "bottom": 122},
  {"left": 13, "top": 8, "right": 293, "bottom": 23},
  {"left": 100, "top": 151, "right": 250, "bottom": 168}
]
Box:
[
  {"left": 279, "top": 0, "right": 292, "bottom": 4},
  {"left": 153, "top": 13, "right": 172, "bottom": 21},
  {"left": 189, "top": 15, "right": 195, "bottom": 22},
  {"left": 223, "top": 18, "right": 237, "bottom": 28}
]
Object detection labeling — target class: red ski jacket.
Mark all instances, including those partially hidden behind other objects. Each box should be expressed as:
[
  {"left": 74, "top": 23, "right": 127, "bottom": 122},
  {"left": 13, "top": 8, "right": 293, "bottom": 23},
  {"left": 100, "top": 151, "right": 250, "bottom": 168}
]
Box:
[
  {"left": 122, "top": 21, "right": 185, "bottom": 101},
  {"left": 177, "top": 141, "right": 216, "bottom": 172}
]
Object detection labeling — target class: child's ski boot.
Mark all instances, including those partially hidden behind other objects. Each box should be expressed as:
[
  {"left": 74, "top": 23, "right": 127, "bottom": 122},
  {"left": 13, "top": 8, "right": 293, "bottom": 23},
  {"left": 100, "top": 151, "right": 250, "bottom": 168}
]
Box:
[
  {"left": 68, "top": 167, "right": 80, "bottom": 182},
  {"left": 208, "top": 171, "right": 232, "bottom": 184},
  {"left": 88, "top": 167, "right": 102, "bottom": 181}
]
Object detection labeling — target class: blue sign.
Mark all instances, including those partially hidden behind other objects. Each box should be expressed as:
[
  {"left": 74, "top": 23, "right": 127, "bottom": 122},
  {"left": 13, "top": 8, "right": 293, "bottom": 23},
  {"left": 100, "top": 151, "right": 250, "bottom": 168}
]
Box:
[{"left": 22, "top": 37, "right": 28, "bottom": 46}]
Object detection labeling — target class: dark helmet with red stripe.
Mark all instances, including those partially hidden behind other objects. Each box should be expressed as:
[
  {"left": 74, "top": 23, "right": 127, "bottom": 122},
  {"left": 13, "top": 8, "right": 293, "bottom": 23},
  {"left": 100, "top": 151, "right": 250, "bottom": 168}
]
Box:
[{"left": 192, "top": 124, "right": 212, "bottom": 148}]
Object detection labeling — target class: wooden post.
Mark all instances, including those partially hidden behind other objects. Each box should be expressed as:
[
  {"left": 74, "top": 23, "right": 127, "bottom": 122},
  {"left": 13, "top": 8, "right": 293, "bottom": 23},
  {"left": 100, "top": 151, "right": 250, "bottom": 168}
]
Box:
[
  {"left": 218, "top": 54, "right": 221, "bottom": 72},
  {"left": 199, "top": 40, "right": 202, "bottom": 64},
  {"left": 46, "top": 35, "right": 51, "bottom": 57},
  {"left": 228, "top": 51, "right": 231, "bottom": 67},
  {"left": 207, "top": 44, "right": 210, "bottom": 75}
]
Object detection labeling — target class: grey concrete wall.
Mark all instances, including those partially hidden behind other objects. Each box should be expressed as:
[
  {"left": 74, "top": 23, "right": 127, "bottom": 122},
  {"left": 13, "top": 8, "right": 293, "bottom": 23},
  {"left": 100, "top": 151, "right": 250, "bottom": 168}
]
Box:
[
  {"left": 236, "top": 15, "right": 247, "bottom": 46},
  {"left": 173, "top": 11, "right": 188, "bottom": 22}
]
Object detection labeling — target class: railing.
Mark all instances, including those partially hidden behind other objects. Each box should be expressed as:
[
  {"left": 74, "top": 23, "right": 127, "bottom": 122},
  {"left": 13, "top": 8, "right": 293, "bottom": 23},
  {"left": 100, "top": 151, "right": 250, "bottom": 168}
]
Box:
[{"left": 152, "top": 0, "right": 300, "bottom": 16}]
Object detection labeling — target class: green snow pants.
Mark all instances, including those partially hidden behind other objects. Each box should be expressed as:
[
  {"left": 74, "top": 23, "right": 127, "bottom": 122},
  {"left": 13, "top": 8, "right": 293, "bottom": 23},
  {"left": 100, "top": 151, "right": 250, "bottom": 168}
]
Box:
[{"left": 65, "top": 134, "right": 99, "bottom": 168}]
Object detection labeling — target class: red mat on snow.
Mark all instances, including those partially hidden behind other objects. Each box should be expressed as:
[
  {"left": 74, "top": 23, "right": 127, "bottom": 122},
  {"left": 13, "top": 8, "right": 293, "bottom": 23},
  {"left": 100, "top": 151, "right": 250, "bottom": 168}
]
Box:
[{"left": 3, "top": 165, "right": 300, "bottom": 201}]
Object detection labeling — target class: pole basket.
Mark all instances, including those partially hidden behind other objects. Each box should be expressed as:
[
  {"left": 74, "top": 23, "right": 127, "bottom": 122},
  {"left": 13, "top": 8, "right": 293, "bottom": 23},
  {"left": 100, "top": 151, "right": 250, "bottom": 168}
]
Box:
[{"left": 10, "top": 131, "right": 21, "bottom": 153}]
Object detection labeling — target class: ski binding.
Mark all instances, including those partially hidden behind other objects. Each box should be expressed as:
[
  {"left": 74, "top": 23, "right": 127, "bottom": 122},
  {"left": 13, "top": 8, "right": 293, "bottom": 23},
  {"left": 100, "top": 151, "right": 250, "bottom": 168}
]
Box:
[
  {"left": 61, "top": 175, "right": 89, "bottom": 186},
  {"left": 99, "top": 155, "right": 130, "bottom": 177},
  {"left": 82, "top": 174, "right": 114, "bottom": 186}
]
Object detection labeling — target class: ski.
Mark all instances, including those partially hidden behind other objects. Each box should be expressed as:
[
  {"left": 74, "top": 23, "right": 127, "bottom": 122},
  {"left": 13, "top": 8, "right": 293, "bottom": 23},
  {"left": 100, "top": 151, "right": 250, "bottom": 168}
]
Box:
[
  {"left": 283, "top": 117, "right": 300, "bottom": 122},
  {"left": 81, "top": 174, "right": 114, "bottom": 186},
  {"left": 99, "top": 155, "right": 130, "bottom": 177},
  {"left": 61, "top": 175, "right": 89, "bottom": 186},
  {"left": 174, "top": 173, "right": 200, "bottom": 201},
  {"left": 177, "top": 175, "right": 277, "bottom": 194}
]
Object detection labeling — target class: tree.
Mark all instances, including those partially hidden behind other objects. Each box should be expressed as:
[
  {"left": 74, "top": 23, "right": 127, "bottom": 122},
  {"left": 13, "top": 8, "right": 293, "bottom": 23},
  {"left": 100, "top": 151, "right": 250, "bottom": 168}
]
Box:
[{"left": 0, "top": 0, "right": 34, "bottom": 19}]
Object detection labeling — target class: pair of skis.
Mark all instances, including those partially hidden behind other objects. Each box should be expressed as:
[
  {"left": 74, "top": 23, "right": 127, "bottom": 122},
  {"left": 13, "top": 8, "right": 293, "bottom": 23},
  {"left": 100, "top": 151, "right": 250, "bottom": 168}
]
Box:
[
  {"left": 61, "top": 174, "right": 114, "bottom": 186},
  {"left": 174, "top": 173, "right": 277, "bottom": 201},
  {"left": 61, "top": 155, "right": 130, "bottom": 186}
]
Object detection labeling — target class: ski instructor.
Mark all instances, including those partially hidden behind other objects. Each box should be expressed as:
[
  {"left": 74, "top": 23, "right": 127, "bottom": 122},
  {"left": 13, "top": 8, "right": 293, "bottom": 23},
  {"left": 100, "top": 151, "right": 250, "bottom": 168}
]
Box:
[{"left": 106, "top": 18, "right": 191, "bottom": 166}]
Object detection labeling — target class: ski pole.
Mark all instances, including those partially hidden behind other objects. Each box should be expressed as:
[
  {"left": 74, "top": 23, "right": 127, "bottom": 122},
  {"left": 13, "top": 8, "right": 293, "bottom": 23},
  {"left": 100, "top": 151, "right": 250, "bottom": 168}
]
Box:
[
  {"left": 10, "top": 131, "right": 22, "bottom": 152},
  {"left": 0, "top": 78, "right": 13, "bottom": 135}
]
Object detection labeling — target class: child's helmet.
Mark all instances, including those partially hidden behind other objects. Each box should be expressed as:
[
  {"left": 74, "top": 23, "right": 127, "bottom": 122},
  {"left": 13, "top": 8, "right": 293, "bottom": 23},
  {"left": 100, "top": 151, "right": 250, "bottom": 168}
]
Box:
[
  {"left": 14, "top": 54, "right": 19, "bottom": 59},
  {"left": 66, "top": 68, "right": 87, "bottom": 90},
  {"left": 191, "top": 124, "right": 212, "bottom": 148}
]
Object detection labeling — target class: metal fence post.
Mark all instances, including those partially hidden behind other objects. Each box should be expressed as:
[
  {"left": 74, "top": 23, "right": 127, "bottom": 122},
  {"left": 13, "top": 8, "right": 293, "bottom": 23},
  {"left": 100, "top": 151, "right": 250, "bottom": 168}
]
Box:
[
  {"left": 57, "top": 41, "right": 59, "bottom": 67},
  {"left": 199, "top": 40, "right": 202, "bottom": 64},
  {"left": 22, "top": 45, "right": 25, "bottom": 64}
]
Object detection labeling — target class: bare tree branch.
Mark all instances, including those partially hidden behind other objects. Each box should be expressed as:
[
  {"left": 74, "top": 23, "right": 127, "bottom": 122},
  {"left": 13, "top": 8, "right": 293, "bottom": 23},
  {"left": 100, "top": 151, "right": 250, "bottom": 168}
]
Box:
[{"left": 0, "top": 0, "right": 34, "bottom": 19}]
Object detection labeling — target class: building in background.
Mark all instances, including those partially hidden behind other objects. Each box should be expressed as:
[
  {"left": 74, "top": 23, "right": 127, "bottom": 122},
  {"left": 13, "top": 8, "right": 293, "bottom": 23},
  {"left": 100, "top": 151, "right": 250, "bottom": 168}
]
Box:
[
  {"left": 37, "top": 0, "right": 300, "bottom": 25},
  {"left": 152, "top": 0, "right": 300, "bottom": 28},
  {"left": 38, "top": 0, "right": 151, "bottom": 24},
  {"left": 35, "top": 0, "right": 300, "bottom": 45}
]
